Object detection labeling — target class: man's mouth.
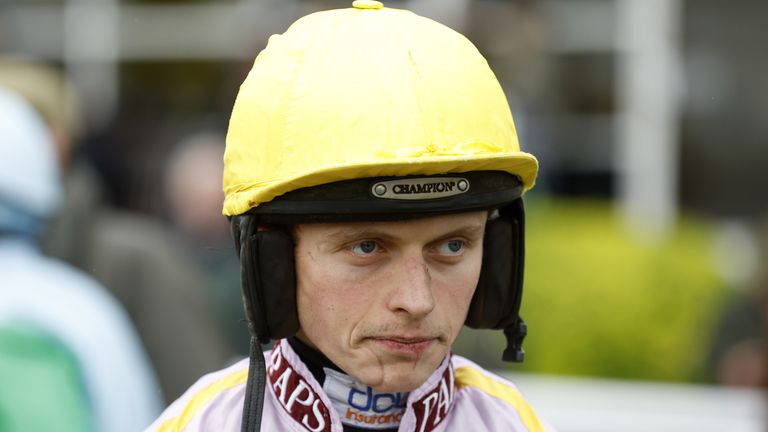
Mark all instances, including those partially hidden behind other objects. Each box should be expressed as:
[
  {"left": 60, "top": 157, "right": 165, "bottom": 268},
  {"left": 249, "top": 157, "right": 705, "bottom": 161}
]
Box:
[{"left": 366, "top": 336, "right": 438, "bottom": 356}]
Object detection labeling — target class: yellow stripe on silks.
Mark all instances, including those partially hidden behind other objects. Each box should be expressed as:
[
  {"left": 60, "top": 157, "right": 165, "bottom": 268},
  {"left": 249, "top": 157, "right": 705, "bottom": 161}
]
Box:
[
  {"left": 158, "top": 369, "right": 248, "bottom": 432},
  {"left": 454, "top": 366, "right": 545, "bottom": 432}
]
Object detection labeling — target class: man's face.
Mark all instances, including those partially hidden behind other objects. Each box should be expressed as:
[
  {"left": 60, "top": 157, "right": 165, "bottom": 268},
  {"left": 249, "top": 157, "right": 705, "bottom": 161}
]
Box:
[{"left": 294, "top": 211, "right": 486, "bottom": 393}]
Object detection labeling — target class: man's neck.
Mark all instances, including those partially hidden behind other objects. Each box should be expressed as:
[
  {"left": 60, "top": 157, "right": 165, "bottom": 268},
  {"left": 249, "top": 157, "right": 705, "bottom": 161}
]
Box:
[{"left": 286, "top": 337, "right": 339, "bottom": 384}]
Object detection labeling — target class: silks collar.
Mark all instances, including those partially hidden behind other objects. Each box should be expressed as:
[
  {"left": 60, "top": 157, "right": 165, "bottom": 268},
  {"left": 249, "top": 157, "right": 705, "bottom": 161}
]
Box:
[{"left": 268, "top": 339, "right": 456, "bottom": 432}]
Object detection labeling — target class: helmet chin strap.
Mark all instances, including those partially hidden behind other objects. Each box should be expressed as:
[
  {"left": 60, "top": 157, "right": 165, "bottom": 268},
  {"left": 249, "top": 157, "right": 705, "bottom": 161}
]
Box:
[{"left": 241, "top": 336, "right": 266, "bottom": 432}]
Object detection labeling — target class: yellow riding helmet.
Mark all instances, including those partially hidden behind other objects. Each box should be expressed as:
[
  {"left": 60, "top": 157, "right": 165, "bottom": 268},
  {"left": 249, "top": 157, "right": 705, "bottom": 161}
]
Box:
[{"left": 222, "top": 0, "right": 538, "bottom": 216}]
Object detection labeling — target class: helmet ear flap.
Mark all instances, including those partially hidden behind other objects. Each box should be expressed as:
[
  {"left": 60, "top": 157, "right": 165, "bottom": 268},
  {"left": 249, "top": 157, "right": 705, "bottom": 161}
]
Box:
[
  {"left": 233, "top": 215, "right": 299, "bottom": 343},
  {"left": 465, "top": 198, "right": 526, "bottom": 362}
]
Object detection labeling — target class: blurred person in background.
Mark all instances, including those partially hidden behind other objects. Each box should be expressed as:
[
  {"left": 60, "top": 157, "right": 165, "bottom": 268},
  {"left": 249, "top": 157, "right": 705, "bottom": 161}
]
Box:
[
  {"left": 707, "top": 221, "right": 768, "bottom": 388},
  {"left": 164, "top": 131, "right": 248, "bottom": 356},
  {"left": 0, "top": 86, "right": 161, "bottom": 432},
  {"left": 0, "top": 57, "right": 236, "bottom": 402}
]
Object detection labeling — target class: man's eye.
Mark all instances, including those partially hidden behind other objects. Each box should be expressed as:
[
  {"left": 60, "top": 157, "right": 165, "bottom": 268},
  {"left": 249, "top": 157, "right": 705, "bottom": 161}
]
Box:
[
  {"left": 437, "top": 239, "right": 465, "bottom": 256},
  {"left": 351, "top": 240, "right": 379, "bottom": 256}
]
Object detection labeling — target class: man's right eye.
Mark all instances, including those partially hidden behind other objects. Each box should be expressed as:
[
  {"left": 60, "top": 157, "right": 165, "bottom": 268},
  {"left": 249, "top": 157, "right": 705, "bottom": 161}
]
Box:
[{"left": 350, "top": 240, "right": 379, "bottom": 256}]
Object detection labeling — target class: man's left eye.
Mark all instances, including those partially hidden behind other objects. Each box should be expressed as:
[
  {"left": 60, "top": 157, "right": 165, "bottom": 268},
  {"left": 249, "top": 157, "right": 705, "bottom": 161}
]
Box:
[
  {"left": 437, "top": 239, "right": 465, "bottom": 255},
  {"left": 351, "top": 240, "right": 379, "bottom": 256}
]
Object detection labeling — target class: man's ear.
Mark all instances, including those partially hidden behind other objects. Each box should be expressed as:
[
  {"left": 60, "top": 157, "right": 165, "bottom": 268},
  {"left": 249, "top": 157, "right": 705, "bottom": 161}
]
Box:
[
  {"left": 233, "top": 215, "right": 300, "bottom": 343},
  {"left": 465, "top": 199, "right": 526, "bottom": 362}
]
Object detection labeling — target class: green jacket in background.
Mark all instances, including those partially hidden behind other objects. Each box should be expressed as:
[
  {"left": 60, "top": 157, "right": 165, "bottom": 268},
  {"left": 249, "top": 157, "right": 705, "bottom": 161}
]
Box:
[{"left": 0, "top": 326, "right": 91, "bottom": 432}]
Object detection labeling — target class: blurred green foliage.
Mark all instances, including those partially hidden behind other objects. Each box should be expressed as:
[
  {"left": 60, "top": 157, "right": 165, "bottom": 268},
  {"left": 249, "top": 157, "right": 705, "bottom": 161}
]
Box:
[{"left": 454, "top": 198, "right": 729, "bottom": 382}]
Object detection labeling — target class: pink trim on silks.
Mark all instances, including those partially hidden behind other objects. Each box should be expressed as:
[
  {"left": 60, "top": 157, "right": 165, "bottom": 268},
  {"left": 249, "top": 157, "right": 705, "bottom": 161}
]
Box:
[
  {"left": 409, "top": 356, "right": 456, "bottom": 432},
  {"left": 267, "top": 340, "right": 333, "bottom": 432}
]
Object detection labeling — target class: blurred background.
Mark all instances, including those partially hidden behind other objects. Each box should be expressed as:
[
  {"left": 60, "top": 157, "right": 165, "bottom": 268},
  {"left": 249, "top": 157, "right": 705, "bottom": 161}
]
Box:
[{"left": 1, "top": 0, "right": 766, "bottom": 430}]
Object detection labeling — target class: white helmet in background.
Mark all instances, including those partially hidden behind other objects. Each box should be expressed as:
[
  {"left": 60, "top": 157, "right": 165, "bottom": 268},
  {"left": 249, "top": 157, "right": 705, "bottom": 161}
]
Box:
[{"left": 0, "top": 87, "right": 62, "bottom": 235}]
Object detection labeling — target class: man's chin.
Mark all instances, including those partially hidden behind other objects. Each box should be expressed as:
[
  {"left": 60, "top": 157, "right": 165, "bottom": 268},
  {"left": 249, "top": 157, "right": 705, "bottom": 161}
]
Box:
[
  {"left": 365, "top": 369, "right": 430, "bottom": 393},
  {"left": 352, "top": 351, "right": 446, "bottom": 393}
]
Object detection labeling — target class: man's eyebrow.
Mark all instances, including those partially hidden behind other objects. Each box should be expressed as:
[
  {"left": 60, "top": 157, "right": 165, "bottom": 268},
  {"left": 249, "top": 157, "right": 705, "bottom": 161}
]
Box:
[
  {"left": 433, "top": 224, "right": 485, "bottom": 241},
  {"left": 322, "top": 228, "right": 398, "bottom": 244}
]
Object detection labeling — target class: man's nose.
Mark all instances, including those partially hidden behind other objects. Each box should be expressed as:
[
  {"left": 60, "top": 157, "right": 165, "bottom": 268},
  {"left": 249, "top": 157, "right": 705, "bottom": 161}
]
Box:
[{"left": 386, "top": 253, "right": 435, "bottom": 319}]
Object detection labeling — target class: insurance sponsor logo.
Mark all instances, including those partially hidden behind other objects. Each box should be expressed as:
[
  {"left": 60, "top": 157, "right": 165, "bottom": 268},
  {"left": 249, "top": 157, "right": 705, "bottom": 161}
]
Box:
[{"left": 324, "top": 368, "right": 407, "bottom": 429}]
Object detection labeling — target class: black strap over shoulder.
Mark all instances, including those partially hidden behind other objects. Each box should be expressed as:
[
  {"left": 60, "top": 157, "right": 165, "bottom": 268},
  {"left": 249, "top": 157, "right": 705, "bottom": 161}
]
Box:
[{"left": 240, "top": 336, "right": 266, "bottom": 432}]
